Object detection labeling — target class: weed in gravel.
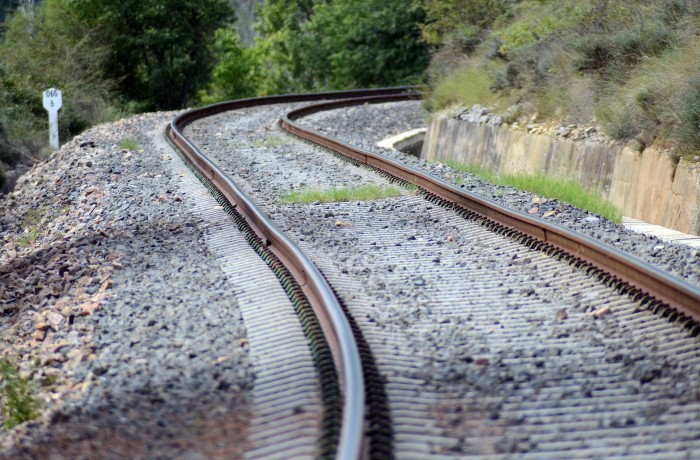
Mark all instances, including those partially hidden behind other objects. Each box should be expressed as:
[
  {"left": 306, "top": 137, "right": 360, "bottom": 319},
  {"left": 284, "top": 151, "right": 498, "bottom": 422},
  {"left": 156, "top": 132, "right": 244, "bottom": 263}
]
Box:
[
  {"left": 21, "top": 206, "right": 46, "bottom": 228},
  {"left": 251, "top": 135, "right": 284, "bottom": 148},
  {"left": 18, "top": 227, "right": 41, "bottom": 247},
  {"left": 117, "top": 138, "right": 140, "bottom": 151},
  {"left": 0, "top": 360, "right": 39, "bottom": 429},
  {"left": 282, "top": 184, "right": 403, "bottom": 204}
]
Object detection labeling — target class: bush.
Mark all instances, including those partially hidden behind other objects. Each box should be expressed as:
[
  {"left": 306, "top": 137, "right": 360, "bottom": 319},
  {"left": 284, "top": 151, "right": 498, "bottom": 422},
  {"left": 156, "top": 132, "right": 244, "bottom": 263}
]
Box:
[
  {"left": 198, "top": 27, "right": 261, "bottom": 104},
  {"left": 418, "top": 0, "right": 510, "bottom": 47},
  {"left": 675, "top": 77, "right": 700, "bottom": 156},
  {"left": 66, "top": 0, "right": 233, "bottom": 110},
  {"left": 427, "top": 65, "right": 496, "bottom": 111}
]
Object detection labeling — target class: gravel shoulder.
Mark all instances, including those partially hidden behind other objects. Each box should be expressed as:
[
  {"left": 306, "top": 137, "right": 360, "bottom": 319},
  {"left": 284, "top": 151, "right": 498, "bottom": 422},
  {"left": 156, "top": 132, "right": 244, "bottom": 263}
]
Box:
[{"left": 0, "top": 113, "right": 253, "bottom": 458}]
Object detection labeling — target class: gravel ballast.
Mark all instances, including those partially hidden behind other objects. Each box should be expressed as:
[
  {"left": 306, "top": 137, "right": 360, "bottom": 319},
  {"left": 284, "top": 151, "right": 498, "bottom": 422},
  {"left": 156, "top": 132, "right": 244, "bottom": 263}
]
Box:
[
  {"left": 184, "top": 100, "right": 700, "bottom": 457},
  {"left": 2, "top": 96, "right": 700, "bottom": 458},
  {"left": 300, "top": 100, "right": 700, "bottom": 287},
  {"left": 0, "top": 113, "right": 254, "bottom": 458}
]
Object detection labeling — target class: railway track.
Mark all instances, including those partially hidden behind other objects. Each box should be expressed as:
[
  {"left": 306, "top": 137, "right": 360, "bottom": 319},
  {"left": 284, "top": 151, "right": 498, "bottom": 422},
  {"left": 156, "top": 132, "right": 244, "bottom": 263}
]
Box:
[{"left": 167, "top": 89, "right": 700, "bottom": 458}]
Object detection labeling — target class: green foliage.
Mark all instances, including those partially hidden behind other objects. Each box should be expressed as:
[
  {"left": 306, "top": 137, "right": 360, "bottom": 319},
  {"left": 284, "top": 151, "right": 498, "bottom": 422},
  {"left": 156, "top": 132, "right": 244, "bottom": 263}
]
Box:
[
  {"left": 254, "top": 0, "right": 315, "bottom": 94},
  {"left": 495, "top": 2, "right": 583, "bottom": 58},
  {"left": 282, "top": 184, "right": 403, "bottom": 204},
  {"left": 418, "top": 0, "right": 509, "bottom": 47},
  {"left": 0, "top": 360, "right": 40, "bottom": 429},
  {"left": 255, "top": 0, "right": 429, "bottom": 93},
  {"left": 300, "top": 0, "right": 429, "bottom": 89},
  {"left": 423, "top": 0, "right": 700, "bottom": 158},
  {"left": 198, "top": 27, "right": 261, "bottom": 104},
  {"left": 0, "top": 0, "right": 117, "bottom": 161},
  {"left": 443, "top": 159, "right": 622, "bottom": 223},
  {"left": 66, "top": 0, "right": 233, "bottom": 110}
]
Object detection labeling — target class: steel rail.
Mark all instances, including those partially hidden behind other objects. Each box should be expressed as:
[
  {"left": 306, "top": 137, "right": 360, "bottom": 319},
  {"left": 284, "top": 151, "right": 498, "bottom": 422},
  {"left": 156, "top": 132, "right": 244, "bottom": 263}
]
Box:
[
  {"left": 281, "top": 94, "right": 700, "bottom": 325},
  {"left": 166, "top": 88, "right": 414, "bottom": 460}
]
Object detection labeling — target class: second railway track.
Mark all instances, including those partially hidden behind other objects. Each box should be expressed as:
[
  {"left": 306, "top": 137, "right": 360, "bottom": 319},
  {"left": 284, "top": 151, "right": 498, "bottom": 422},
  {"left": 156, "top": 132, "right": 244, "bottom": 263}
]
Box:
[{"left": 168, "top": 89, "right": 700, "bottom": 459}]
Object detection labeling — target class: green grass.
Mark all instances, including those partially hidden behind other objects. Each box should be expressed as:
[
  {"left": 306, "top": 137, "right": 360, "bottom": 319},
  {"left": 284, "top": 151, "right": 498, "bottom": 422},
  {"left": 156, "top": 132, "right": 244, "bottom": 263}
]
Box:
[
  {"left": 282, "top": 184, "right": 403, "bottom": 204},
  {"left": 117, "top": 138, "right": 140, "bottom": 151},
  {"left": 251, "top": 135, "right": 284, "bottom": 148},
  {"left": 427, "top": 66, "right": 497, "bottom": 111},
  {"left": 443, "top": 159, "right": 622, "bottom": 223},
  {"left": 18, "top": 227, "right": 41, "bottom": 247},
  {"left": 0, "top": 360, "right": 39, "bottom": 429},
  {"left": 21, "top": 206, "right": 46, "bottom": 228}
]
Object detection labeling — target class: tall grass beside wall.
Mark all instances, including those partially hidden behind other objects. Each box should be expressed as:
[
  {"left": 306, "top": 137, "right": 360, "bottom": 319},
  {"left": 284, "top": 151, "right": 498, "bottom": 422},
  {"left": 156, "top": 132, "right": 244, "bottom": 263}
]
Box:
[{"left": 444, "top": 159, "right": 622, "bottom": 223}]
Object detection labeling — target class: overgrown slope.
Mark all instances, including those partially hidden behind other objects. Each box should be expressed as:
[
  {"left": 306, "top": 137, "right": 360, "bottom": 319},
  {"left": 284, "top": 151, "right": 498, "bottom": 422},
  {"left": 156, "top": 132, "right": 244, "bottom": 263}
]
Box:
[{"left": 420, "top": 0, "right": 700, "bottom": 159}]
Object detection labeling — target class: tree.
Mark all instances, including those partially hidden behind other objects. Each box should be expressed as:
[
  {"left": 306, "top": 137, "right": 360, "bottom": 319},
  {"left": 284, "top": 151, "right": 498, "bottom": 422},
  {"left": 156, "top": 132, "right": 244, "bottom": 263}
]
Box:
[
  {"left": 254, "top": 0, "right": 429, "bottom": 93},
  {"left": 253, "top": 0, "right": 316, "bottom": 94},
  {"left": 66, "top": 0, "right": 233, "bottom": 109},
  {"left": 198, "top": 26, "right": 262, "bottom": 104},
  {"left": 0, "top": 0, "right": 114, "bottom": 162},
  {"left": 297, "top": 0, "right": 429, "bottom": 89}
]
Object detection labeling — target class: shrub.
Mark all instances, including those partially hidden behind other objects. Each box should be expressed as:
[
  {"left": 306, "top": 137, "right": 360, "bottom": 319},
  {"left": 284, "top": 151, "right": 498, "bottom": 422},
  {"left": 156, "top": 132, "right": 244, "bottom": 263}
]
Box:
[
  {"left": 427, "top": 65, "right": 496, "bottom": 111},
  {"left": 675, "top": 77, "right": 700, "bottom": 156},
  {"left": 197, "top": 27, "right": 261, "bottom": 104},
  {"left": 418, "top": 0, "right": 510, "bottom": 47},
  {"left": 0, "top": 1, "right": 117, "bottom": 158}
]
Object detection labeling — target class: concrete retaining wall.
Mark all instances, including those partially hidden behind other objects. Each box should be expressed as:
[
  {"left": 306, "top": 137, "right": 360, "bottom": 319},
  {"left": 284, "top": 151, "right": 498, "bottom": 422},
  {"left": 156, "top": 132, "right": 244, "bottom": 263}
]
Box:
[{"left": 422, "top": 113, "right": 700, "bottom": 235}]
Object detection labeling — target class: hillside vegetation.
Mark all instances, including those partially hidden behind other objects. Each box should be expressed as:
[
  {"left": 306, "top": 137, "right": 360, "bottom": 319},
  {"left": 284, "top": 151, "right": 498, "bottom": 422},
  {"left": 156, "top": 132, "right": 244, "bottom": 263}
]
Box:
[
  {"left": 1, "top": 0, "right": 699, "bottom": 190},
  {"left": 420, "top": 0, "right": 700, "bottom": 161},
  {"left": 0, "top": 0, "right": 428, "bottom": 189}
]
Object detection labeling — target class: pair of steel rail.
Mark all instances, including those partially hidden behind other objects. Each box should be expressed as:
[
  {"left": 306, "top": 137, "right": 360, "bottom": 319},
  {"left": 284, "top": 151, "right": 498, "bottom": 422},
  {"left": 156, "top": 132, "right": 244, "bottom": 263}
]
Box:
[{"left": 166, "top": 87, "right": 700, "bottom": 460}]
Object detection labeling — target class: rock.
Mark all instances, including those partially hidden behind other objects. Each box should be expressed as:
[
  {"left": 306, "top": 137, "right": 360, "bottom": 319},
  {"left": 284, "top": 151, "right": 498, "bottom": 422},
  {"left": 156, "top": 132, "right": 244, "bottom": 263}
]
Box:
[
  {"left": 33, "top": 329, "right": 47, "bottom": 341},
  {"left": 555, "top": 126, "right": 572, "bottom": 137},
  {"left": 46, "top": 311, "right": 65, "bottom": 327},
  {"left": 590, "top": 305, "right": 611, "bottom": 318}
]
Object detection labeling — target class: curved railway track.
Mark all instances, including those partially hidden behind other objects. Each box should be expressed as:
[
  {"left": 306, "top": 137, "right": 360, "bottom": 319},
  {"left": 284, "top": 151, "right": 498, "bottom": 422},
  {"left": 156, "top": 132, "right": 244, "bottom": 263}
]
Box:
[{"left": 166, "top": 88, "right": 700, "bottom": 458}]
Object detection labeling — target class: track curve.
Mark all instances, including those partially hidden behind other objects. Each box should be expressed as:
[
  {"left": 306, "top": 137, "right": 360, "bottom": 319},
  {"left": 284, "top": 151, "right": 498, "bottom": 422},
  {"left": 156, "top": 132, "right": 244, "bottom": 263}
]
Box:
[
  {"left": 167, "top": 88, "right": 417, "bottom": 459},
  {"left": 166, "top": 88, "right": 700, "bottom": 458},
  {"left": 281, "top": 95, "right": 700, "bottom": 327}
]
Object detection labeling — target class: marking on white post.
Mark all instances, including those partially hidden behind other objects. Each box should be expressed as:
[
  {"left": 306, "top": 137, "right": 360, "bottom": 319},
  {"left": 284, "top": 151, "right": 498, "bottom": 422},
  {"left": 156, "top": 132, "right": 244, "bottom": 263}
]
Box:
[{"left": 42, "top": 88, "right": 62, "bottom": 150}]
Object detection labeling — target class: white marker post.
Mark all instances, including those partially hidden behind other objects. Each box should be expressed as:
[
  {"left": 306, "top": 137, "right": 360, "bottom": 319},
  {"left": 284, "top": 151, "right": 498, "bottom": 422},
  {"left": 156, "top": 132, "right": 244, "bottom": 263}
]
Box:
[{"left": 42, "top": 88, "right": 62, "bottom": 150}]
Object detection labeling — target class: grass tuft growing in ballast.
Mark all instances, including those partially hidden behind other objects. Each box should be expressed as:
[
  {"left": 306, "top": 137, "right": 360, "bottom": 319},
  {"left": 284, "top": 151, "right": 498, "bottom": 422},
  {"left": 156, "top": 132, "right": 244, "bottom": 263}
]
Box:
[{"left": 282, "top": 184, "right": 403, "bottom": 204}]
